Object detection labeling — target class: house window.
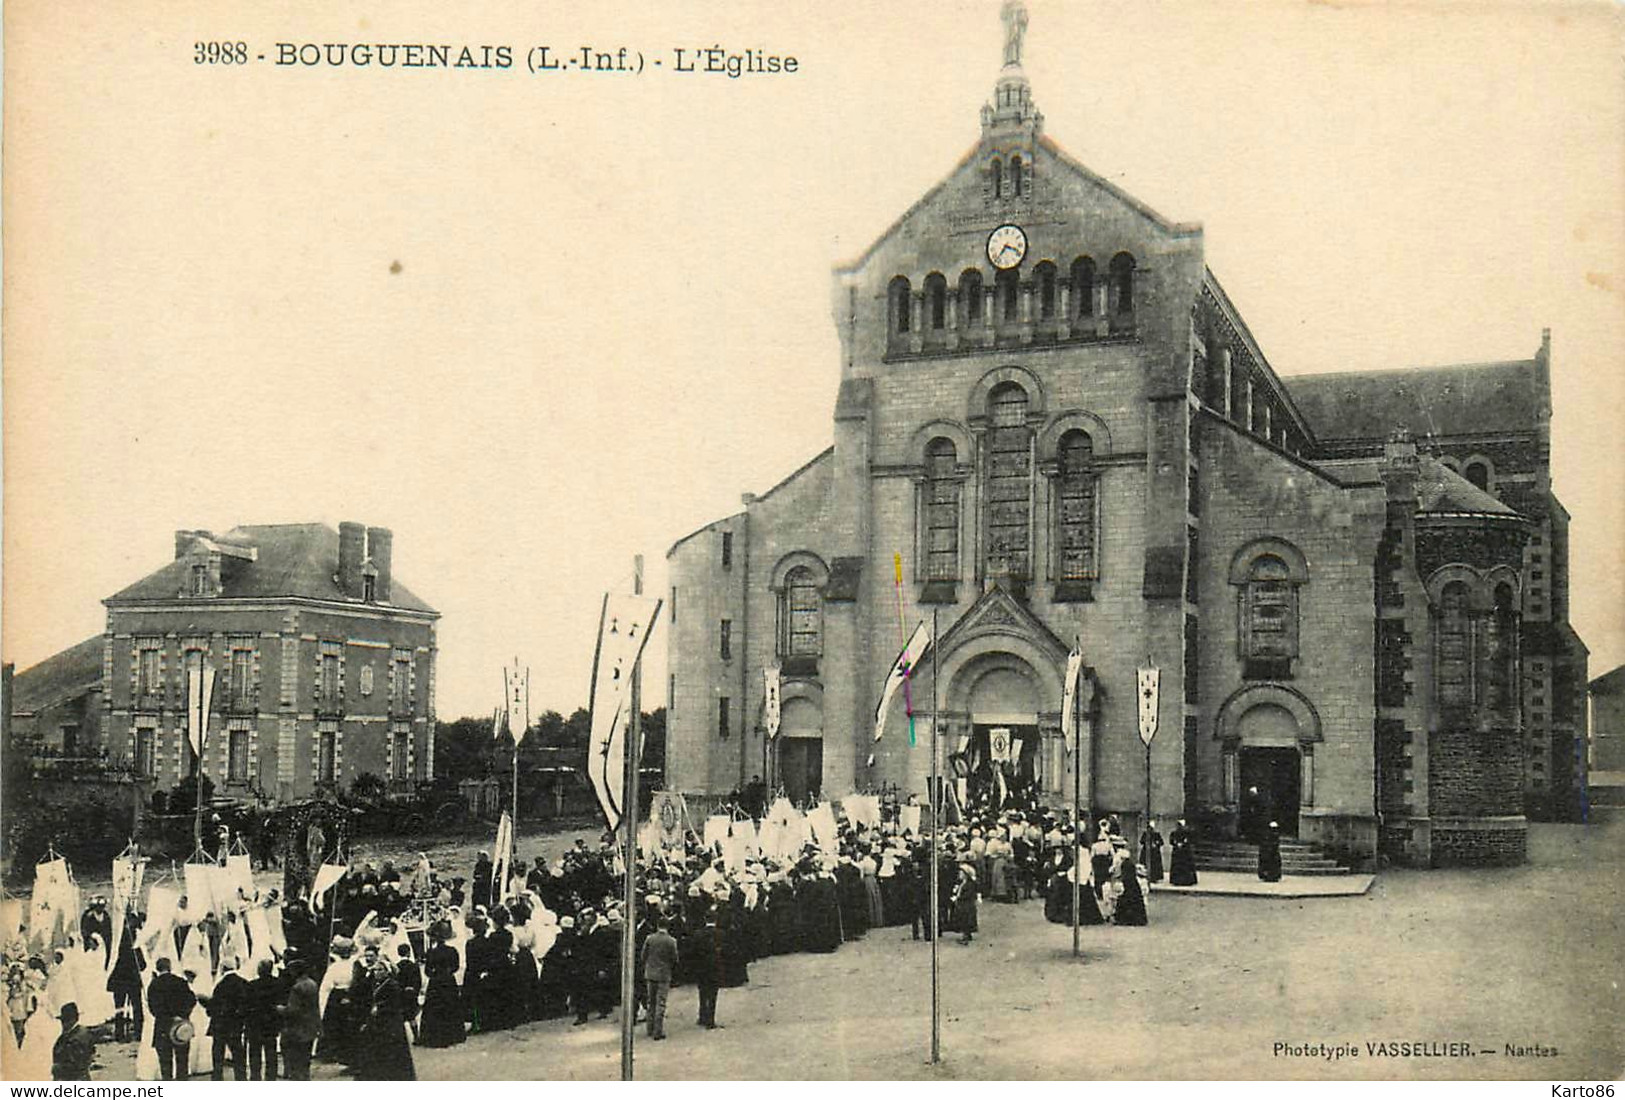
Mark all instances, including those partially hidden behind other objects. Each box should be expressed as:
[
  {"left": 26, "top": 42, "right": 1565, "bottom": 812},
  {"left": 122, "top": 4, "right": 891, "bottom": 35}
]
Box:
[
  {"left": 718, "top": 696, "right": 731, "bottom": 739},
  {"left": 984, "top": 383, "right": 1033, "bottom": 581},
  {"left": 392, "top": 724, "right": 411, "bottom": 782},
  {"left": 960, "top": 270, "right": 984, "bottom": 327},
  {"left": 670, "top": 586, "right": 677, "bottom": 624},
  {"left": 926, "top": 273, "right": 947, "bottom": 330},
  {"left": 924, "top": 438, "right": 961, "bottom": 581},
  {"left": 362, "top": 573, "right": 377, "bottom": 601},
  {"left": 134, "top": 725, "right": 156, "bottom": 777},
  {"left": 669, "top": 674, "right": 676, "bottom": 712},
  {"left": 721, "top": 531, "right": 733, "bottom": 569},
  {"left": 719, "top": 619, "right": 732, "bottom": 661},
  {"left": 61, "top": 725, "right": 79, "bottom": 757},
  {"left": 1110, "top": 252, "right": 1136, "bottom": 314},
  {"left": 1054, "top": 430, "right": 1098, "bottom": 587},
  {"left": 228, "top": 726, "right": 250, "bottom": 782},
  {"left": 780, "top": 567, "right": 822, "bottom": 656},
  {"left": 320, "top": 648, "right": 341, "bottom": 708},
  {"left": 1239, "top": 554, "right": 1301, "bottom": 679},
  {"left": 190, "top": 564, "right": 209, "bottom": 597},
  {"left": 1071, "top": 257, "right": 1095, "bottom": 317},
  {"left": 318, "top": 724, "right": 338, "bottom": 783},
  {"left": 1437, "top": 581, "right": 1473, "bottom": 708},
  {"left": 138, "top": 643, "right": 161, "bottom": 700},
  {"left": 230, "top": 646, "right": 253, "bottom": 710},
  {"left": 392, "top": 653, "right": 412, "bottom": 712}
]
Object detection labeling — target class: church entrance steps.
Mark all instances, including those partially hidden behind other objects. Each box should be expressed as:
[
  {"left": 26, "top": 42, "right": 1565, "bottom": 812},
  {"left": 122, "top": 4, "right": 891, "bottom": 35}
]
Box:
[
  {"left": 1149, "top": 871, "right": 1376, "bottom": 898},
  {"left": 1192, "top": 839, "right": 1353, "bottom": 875}
]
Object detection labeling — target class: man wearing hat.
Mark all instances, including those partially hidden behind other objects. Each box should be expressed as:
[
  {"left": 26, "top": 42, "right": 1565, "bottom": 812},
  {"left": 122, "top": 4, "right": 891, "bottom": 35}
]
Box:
[
  {"left": 51, "top": 1002, "right": 95, "bottom": 1081},
  {"left": 147, "top": 957, "right": 197, "bottom": 1081},
  {"left": 277, "top": 958, "right": 321, "bottom": 1081},
  {"left": 201, "top": 956, "right": 250, "bottom": 1080}
]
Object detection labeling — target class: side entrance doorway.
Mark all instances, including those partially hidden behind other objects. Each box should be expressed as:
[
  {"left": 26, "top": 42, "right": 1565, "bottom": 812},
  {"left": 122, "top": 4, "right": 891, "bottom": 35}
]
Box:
[{"left": 778, "top": 738, "right": 823, "bottom": 806}]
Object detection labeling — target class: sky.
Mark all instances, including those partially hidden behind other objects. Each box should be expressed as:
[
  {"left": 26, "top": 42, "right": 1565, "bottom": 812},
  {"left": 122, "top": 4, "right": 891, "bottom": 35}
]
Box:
[{"left": 4, "top": 0, "right": 1622, "bottom": 722}]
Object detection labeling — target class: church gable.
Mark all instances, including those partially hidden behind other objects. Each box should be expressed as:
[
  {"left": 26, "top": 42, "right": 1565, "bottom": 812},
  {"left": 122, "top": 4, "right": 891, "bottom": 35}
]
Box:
[{"left": 935, "top": 583, "right": 1071, "bottom": 666}]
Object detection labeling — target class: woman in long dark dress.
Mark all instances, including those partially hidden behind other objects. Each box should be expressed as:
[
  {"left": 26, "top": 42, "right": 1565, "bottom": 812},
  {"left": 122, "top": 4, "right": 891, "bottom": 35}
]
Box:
[
  {"left": 417, "top": 923, "right": 465, "bottom": 1048},
  {"left": 482, "top": 908, "right": 518, "bottom": 1032},
  {"left": 1113, "top": 862, "right": 1148, "bottom": 926},
  {"left": 1168, "top": 819, "right": 1199, "bottom": 886},
  {"left": 350, "top": 946, "right": 416, "bottom": 1081},
  {"left": 1257, "top": 821, "right": 1283, "bottom": 883},
  {"left": 1139, "top": 821, "right": 1166, "bottom": 884},
  {"left": 950, "top": 864, "right": 979, "bottom": 944},
  {"left": 1043, "top": 858, "right": 1102, "bottom": 926}
]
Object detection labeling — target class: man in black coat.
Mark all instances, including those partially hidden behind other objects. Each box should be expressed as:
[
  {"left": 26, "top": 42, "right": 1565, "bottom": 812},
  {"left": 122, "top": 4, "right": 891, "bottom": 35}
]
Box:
[
  {"left": 684, "top": 907, "right": 726, "bottom": 1029},
  {"left": 79, "top": 900, "right": 113, "bottom": 968},
  {"left": 51, "top": 1003, "right": 96, "bottom": 1081},
  {"left": 147, "top": 957, "right": 197, "bottom": 1081},
  {"left": 201, "top": 957, "right": 250, "bottom": 1080},
  {"left": 243, "top": 959, "right": 282, "bottom": 1081}
]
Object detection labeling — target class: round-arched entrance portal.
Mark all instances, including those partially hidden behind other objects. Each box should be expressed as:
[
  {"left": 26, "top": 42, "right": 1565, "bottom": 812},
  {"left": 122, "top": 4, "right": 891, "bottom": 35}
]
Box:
[{"left": 948, "top": 652, "right": 1044, "bottom": 806}]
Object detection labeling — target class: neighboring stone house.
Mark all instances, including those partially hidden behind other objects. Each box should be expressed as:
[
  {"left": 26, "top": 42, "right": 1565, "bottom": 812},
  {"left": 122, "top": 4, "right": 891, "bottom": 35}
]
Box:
[
  {"left": 663, "top": 4, "right": 1587, "bottom": 867},
  {"left": 13, "top": 522, "right": 440, "bottom": 804},
  {"left": 1588, "top": 665, "right": 1625, "bottom": 774},
  {"left": 7, "top": 636, "right": 105, "bottom": 761}
]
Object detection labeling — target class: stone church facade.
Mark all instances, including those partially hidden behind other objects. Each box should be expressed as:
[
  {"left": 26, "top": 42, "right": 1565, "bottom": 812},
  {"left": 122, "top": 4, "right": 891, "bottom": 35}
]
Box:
[{"left": 664, "top": 5, "right": 1587, "bottom": 867}]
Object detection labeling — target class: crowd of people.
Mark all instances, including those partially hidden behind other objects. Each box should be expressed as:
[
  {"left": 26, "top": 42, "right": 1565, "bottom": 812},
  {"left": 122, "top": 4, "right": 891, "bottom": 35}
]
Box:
[{"left": 3, "top": 794, "right": 1172, "bottom": 1082}]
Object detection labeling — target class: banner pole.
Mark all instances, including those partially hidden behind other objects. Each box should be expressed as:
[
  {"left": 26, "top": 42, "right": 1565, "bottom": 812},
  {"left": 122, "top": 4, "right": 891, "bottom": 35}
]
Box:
[
  {"left": 620, "top": 555, "right": 644, "bottom": 1082},
  {"left": 1072, "top": 676, "right": 1082, "bottom": 960},
  {"left": 930, "top": 605, "right": 940, "bottom": 1065}
]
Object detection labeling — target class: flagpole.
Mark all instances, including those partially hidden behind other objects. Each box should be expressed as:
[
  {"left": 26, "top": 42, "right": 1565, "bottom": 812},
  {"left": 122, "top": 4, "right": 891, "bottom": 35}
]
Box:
[
  {"left": 620, "top": 555, "right": 643, "bottom": 1082},
  {"left": 930, "top": 605, "right": 941, "bottom": 1065},
  {"left": 1072, "top": 671, "right": 1082, "bottom": 960}
]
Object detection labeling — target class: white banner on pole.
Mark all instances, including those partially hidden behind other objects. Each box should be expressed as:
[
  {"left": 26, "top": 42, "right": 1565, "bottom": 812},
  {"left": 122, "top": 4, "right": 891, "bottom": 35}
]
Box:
[
  {"left": 1137, "top": 667, "right": 1160, "bottom": 747},
  {"left": 1061, "top": 647, "right": 1084, "bottom": 754},
  {"left": 586, "top": 592, "right": 663, "bottom": 831},
  {"left": 764, "top": 666, "right": 782, "bottom": 739}
]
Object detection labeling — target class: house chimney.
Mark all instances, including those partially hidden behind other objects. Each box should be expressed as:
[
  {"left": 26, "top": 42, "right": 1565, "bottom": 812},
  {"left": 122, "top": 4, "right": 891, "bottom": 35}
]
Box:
[
  {"left": 366, "top": 526, "right": 393, "bottom": 603},
  {"left": 175, "top": 530, "right": 204, "bottom": 559},
  {"left": 338, "top": 522, "right": 366, "bottom": 596}
]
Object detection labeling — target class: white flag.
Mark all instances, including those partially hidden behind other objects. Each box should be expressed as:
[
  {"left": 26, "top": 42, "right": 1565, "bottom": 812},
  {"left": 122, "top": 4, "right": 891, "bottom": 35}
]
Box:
[
  {"left": 1061, "top": 647, "right": 1084, "bottom": 754},
  {"left": 874, "top": 620, "right": 932, "bottom": 742},
  {"left": 491, "top": 812, "right": 514, "bottom": 902},
  {"left": 587, "top": 592, "right": 664, "bottom": 831},
  {"left": 1137, "top": 667, "right": 1161, "bottom": 746},
  {"left": 309, "top": 863, "right": 348, "bottom": 911},
  {"left": 763, "top": 666, "right": 782, "bottom": 739},
  {"left": 989, "top": 727, "right": 1013, "bottom": 763},
  {"left": 504, "top": 659, "right": 530, "bottom": 746},
  {"left": 187, "top": 661, "right": 217, "bottom": 758}
]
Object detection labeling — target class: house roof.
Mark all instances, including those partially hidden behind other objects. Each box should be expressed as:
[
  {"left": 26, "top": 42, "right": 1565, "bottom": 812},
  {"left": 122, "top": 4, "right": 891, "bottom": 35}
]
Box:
[
  {"left": 9, "top": 635, "right": 103, "bottom": 715},
  {"left": 1591, "top": 664, "right": 1625, "bottom": 696},
  {"left": 1415, "top": 457, "right": 1521, "bottom": 517},
  {"left": 105, "top": 523, "right": 437, "bottom": 614},
  {"left": 1285, "top": 360, "right": 1542, "bottom": 444}
]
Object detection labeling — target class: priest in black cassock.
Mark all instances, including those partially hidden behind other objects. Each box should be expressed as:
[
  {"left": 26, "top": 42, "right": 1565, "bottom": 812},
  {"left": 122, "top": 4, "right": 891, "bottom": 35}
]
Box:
[
  {"left": 1168, "top": 820, "right": 1199, "bottom": 886},
  {"left": 1139, "top": 821, "right": 1165, "bottom": 883},
  {"left": 1257, "top": 821, "right": 1283, "bottom": 883}
]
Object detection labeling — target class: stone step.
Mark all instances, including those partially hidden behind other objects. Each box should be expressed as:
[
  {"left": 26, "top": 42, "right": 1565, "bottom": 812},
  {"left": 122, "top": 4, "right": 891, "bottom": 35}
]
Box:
[{"left": 1192, "top": 860, "right": 1351, "bottom": 877}]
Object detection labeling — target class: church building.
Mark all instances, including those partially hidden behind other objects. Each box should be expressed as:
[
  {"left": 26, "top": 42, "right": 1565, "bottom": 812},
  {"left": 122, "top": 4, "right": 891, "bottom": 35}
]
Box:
[{"left": 664, "top": 3, "right": 1588, "bottom": 867}]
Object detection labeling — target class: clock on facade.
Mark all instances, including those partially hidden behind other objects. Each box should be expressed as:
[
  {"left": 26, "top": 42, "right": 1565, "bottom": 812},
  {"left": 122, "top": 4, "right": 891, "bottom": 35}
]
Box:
[{"left": 986, "top": 224, "right": 1028, "bottom": 269}]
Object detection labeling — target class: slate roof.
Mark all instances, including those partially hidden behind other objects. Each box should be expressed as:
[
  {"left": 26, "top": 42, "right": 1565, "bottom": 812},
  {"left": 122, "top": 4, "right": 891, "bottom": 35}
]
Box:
[
  {"left": 1285, "top": 360, "right": 1541, "bottom": 444},
  {"left": 9, "top": 635, "right": 103, "bottom": 714},
  {"left": 1311, "top": 455, "right": 1521, "bottom": 517},
  {"left": 105, "top": 523, "right": 437, "bottom": 614}
]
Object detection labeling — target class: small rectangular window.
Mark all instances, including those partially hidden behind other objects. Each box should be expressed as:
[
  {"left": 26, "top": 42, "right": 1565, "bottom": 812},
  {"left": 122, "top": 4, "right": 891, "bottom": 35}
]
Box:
[
  {"left": 392, "top": 724, "right": 411, "bottom": 782},
  {"left": 134, "top": 725, "right": 156, "bottom": 777},
  {"left": 228, "top": 727, "right": 250, "bottom": 782},
  {"left": 138, "top": 644, "right": 162, "bottom": 700},
  {"left": 318, "top": 725, "right": 337, "bottom": 783},
  {"left": 718, "top": 696, "right": 731, "bottom": 738},
  {"left": 231, "top": 647, "right": 253, "bottom": 709},
  {"left": 719, "top": 619, "right": 732, "bottom": 661},
  {"left": 721, "top": 531, "right": 734, "bottom": 569},
  {"left": 670, "top": 586, "right": 677, "bottom": 624},
  {"left": 669, "top": 674, "right": 676, "bottom": 712}
]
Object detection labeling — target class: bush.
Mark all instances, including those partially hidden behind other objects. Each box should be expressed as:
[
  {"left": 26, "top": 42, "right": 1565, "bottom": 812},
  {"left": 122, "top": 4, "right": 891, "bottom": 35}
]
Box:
[{"left": 5, "top": 791, "right": 134, "bottom": 884}]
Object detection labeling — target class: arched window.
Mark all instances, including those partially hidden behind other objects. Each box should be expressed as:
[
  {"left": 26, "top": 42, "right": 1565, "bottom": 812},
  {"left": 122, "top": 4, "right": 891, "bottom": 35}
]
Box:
[
  {"left": 780, "top": 565, "right": 822, "bottom": 659},
  {"left": 1071, "top": 256, "right": 1096, "bottom": 317},
  {"left": 996, "top": 268, "right": 1020, "bottom": 323},
  {"left": 984, "top": 383, "right": 1033, "bottom": 581},
  {"left": 1010, "top": 155, "right": 1024, "bottom": 197},
  {"left": 1054, "top": 430, "right": 1098, "bottom": 591},
  {"left": 1436, "top": 581, "right": 1473, "bottom": 708},
  {"left": 1240, "top": 554, "right": 1300, "bottom": 679},
  {"left": 924, "top": 438, "right": 960, "bottom": 581},
  {"left": 1485, "top": 582, "right": 1518, "bottom": 711},
  {"left": 960, "top": 270, "right": 984, "bottom": 327},
  {"left": 1462, "top": 460, "right": 1491, "bottom": 493},
  {"left": 1035, "top": 261, "right": 1057, "bottom": 320},
  {"left": 889, "top": 276, "right": 912, "bottom": 336},
  {"left": 1110, "top": 252, "right": 1136, "bottom": 315},
  {"left": 925, "top": 273, "right": 948, "bottom": 330},
  {"left": 991, "top": 157, "right": 1003, "bottom": 199}
]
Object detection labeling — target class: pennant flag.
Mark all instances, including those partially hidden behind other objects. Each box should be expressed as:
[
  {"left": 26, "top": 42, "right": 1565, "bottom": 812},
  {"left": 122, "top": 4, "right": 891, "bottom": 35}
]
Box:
[
  {"left": 763, "top": 666, "right": 782, "bottom": 739},
  {"left": 491, "top": 812, "right": 515, "bottom": 902},
  {"left": 586, "top": 592, "right": 664, "bottom": 831},
  {"left": 504, "top": 659, "right": 530, "bottom": 746},
  {"left": 1137, "top": 666, "right": 1161, "bottom": 747},
  {"left": 874, "top": 620, "right": 932, "bottom": 742},
  {"left": 187, "top": 661, "right": 217, "bottom": 758},
  {"left": 650, "top": 790, "right": 689, "bottom": 850},
  {"left": 310, "top": 863, "right": 348, "bottom": 911},
  {"left": 1061, "top": 647, "right": 1084, "bottom": 754},
  {"left": 899, "top": 804, "right": 922, "bottom": 835}
]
